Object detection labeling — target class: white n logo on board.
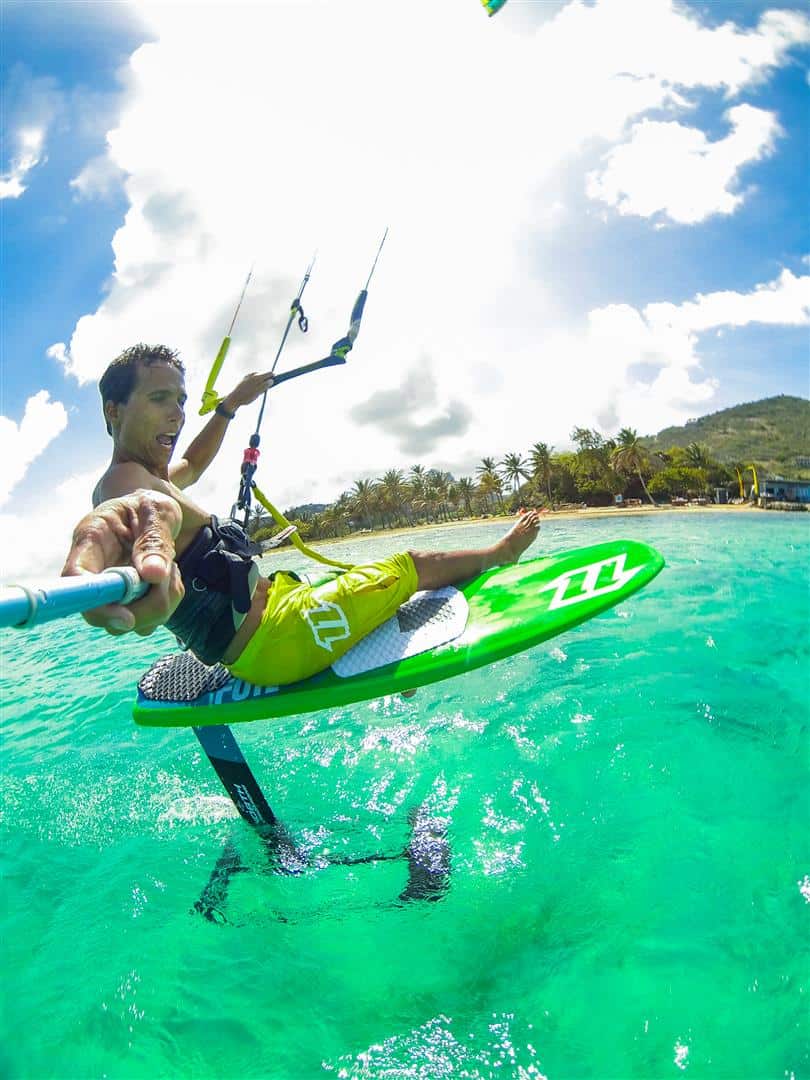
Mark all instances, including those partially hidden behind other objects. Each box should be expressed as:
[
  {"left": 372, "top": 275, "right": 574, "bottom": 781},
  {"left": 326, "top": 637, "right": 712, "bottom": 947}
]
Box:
[
  {"left": 304, "top": 598, "right": 351, "bottom": 651},
  {"left": 538, "top": 553, "right": 643, "bottom": 611}
]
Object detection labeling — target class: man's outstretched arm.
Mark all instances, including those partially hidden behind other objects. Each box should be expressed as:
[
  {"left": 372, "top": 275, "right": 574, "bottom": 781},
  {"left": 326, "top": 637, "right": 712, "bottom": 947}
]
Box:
[
  {"left": 62, "top": 490, "right": 184, "bottom": 636},
  {"left": 169, "top": 371, "right": 274, "bottom": 489}
]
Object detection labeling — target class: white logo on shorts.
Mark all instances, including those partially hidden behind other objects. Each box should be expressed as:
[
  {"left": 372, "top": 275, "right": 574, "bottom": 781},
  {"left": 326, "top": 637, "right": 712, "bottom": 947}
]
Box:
[{"left": 304, "top": 598, "right": 351, "bottom": 651}]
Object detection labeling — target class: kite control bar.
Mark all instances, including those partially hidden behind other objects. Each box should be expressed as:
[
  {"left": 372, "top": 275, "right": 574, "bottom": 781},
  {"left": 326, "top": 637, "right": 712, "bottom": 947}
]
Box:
[{"left": 0, "top": 568, "right": 147, "bottom": 629}]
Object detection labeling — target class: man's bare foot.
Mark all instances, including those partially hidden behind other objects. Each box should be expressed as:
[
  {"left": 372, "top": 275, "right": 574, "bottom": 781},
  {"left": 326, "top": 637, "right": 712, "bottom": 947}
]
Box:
[
  {"left": 496, "top": 510, "right": 541, "bottom": 563},
  {"left": 409, "top": 509, "right": 541, "bottom": 590}
]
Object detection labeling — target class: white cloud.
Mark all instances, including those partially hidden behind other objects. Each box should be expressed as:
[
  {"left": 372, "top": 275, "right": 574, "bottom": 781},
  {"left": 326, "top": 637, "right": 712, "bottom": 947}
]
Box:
[
  {"left": 0, "top": 468, "right": 100, "bottom": 584},
  {"left": 0, "top": 64, "right": 66, "bottom": 199},
  {"left": 571, "top": 267, "right": 810, "bottom": 434},
  {"left": 0, "top": 127, "right": 46, "bottom": 199},
  {"left": 539, "top": 1, "right": 810, "bottom": 98},
  {"left": 468, "top": 265, "right": 809, "bottom": 447},
  {"left": 587, "top": 104, "right": 782, "bottom": 223},
  {"left": 0, "top": 391, "right": 68, "bottom": 508},
  {"left": 35, "top": 0, "right": 810, "bottom": 519},
  {"left": 69, "top": 153, "right": 126, "bottom": 201},
  {"left": 46, "top": 342, "right": 70, "bottom": 367},
  {"left": 644, "top": 268, "right": 810, "bottom": 334}
]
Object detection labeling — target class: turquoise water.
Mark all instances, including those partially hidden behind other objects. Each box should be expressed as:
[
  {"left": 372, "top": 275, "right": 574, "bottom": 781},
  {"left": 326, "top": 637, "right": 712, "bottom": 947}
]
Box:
[{"left": 1, "top": 511, "right": 807, "bottom": 1079}]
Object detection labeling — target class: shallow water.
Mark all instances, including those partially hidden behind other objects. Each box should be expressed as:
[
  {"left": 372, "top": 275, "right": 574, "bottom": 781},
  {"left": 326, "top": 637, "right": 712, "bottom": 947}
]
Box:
[{"left": 1, "top": 512, "right": 808, "bottom": 1079}]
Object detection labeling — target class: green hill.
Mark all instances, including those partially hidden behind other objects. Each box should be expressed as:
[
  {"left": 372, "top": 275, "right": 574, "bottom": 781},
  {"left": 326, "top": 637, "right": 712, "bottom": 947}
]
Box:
[
  {"left": 642, "top": 395, "right": 810, "bottom": 475},
  {"left": 284, "top": 503, "right": 328, "bottom": 519}
]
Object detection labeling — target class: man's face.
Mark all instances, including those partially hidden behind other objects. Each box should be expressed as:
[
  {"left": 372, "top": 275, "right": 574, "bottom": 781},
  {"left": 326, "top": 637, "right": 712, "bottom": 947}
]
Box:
[{"left": 107, "top": 361, "right": 187, "bottom": 474}]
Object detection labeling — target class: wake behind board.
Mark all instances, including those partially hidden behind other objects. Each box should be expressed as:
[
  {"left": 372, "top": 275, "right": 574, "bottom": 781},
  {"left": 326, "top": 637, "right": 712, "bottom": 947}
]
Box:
[{"left": 134, "top": 539, "right": 664, "bottom": 728}]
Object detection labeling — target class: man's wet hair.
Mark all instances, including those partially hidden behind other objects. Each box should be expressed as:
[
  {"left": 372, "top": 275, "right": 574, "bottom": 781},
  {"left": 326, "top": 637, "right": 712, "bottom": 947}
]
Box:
[{"left": 99, "top": 344, "right": 185, "bottom": 435}]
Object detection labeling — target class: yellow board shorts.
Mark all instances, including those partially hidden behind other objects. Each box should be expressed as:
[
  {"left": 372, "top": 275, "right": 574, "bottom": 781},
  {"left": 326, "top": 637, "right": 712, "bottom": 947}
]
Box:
[{"left": 227, "top": 552, "right": 419, "bottom": 687}]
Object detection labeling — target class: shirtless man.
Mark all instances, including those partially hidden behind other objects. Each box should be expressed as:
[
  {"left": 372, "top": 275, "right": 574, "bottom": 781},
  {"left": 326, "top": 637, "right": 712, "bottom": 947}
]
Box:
[{"left": 63, "top": 343, "right": 540, "bottom": 685}]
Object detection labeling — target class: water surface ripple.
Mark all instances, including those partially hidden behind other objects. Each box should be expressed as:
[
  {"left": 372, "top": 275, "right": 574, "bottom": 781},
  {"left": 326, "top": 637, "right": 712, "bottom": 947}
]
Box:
[{"left": 1, "top": 513, "right": 807, "bottom": 1078}]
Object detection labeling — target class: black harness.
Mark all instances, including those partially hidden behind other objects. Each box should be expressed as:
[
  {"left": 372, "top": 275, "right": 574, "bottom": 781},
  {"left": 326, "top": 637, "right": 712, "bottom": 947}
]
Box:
[{"left": 166, "top": 517, "right": 259, "bottom": 666}]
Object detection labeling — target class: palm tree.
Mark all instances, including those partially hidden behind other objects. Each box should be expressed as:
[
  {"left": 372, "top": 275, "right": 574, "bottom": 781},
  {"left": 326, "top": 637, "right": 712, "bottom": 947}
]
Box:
[
  {"left": 611, "top": 427, "right": 656, "bottom": 505},
  {"left": 248, "top": 503, "right": 266, "bottom": 536},
  {"left": 407, "top": 465, "right": 427, "bottom": 522},
  {"left": 307, "top": 511, "right": 327, "bottom": 539},
  {"left": 529, "top": 442, "right": 554, "bottom": 502},
  {"left": 349, "top": 479, "right": 377, "bottom": 530},
  {"left": 422, "top": 479, "right": 441, "bottom": 523},
  {"left": 315, "top": 506, "right": 340, "bottom": 538},
  {"left": 330, "top": 492, "right": 352, "bottom": 535},
  {"left": 570, "top": 427, "right": 604, "bottom": 452},
  {"left": 426, "top": 469, "right": 451, "bottom": 521},
  {"left": 377, "top": 469, "right": 408, "bottom": 526},
  {"left": 684, "top": 442, "right": 712, "bottom": 469},
  {"left": 456, "top": 476, "right": 476, "bottom": 517},
  {"left": 438, "top": 470, "right": 454, "bottom": 519},
  {"left": 446, "top": 481, "right": 461, "bottom": 519},
  {"left": 476, "top": 457, "right": 505, "bottom": 513},
  {"left": 408, "top": 465, "right": 426, "bottom": 497},
  {"left": 501, "top": 452, "right": 530, "bottom": 502}
]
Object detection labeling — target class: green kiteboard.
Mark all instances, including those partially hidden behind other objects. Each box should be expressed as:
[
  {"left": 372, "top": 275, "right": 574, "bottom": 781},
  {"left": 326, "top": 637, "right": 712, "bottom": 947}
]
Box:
[{"left": 134, "top": 538, "right": 664, "bottom": 728}]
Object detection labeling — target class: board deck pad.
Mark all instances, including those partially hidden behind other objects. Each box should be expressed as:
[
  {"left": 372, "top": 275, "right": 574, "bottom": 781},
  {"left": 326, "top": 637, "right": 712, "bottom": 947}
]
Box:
[
  {"left": 139, "top": 651, "right": 230, "bottom": 703},
  {"left": 134, "top": 539, "right": 665, "bottom": 728},
  {"left": 333, "top": 586, "right": 468, "bottom": 678}
]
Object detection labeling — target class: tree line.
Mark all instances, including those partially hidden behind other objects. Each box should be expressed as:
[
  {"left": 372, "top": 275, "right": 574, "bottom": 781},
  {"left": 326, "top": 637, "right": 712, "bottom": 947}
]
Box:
[{"left": 249, "top": 427, "right": 754, "bottom": 543}]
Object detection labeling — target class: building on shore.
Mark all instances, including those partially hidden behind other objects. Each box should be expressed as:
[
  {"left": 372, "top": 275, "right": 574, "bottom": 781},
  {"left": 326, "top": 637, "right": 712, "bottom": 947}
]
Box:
[{"left": 760, "top": 478, "right": 810, "bottom": 505}]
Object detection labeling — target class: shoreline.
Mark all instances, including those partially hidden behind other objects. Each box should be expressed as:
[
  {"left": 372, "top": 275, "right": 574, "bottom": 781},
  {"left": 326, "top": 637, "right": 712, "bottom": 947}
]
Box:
[{"left": 295, "top": 502, "right": 769, "bottom": 550}]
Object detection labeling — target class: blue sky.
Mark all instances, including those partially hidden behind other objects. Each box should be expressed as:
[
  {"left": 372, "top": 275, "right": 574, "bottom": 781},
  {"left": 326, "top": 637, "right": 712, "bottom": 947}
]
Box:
[
  {"left": 1, "top": 0, "right": 808, "bottom": 579},
  {"left": 2, "top": 3, "right": 144, "bottom": 405}
]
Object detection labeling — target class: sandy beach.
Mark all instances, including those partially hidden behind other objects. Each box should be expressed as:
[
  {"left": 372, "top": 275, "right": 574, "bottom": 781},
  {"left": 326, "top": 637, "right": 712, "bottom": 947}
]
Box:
[{"left": 308, "top": 501, "right": 766, "bottom": 549}]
